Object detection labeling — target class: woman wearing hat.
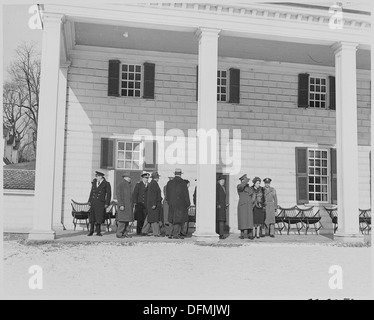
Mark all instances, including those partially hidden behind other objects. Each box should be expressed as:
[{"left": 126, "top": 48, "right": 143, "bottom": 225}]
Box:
[
  {"left": 263, "top": 178, "right": 278, "bottom": 238},
  {"left": 250, "top": 177, "right": 266, "bottom": 239},
  {"left": 237, "top": 174, "right": 254, "bottom": 240}
]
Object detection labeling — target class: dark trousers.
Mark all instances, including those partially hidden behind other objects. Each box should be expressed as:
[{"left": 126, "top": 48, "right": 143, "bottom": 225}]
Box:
[
  {"left": 117, "top": 222, "right": 129, "bottom": 237},
  {"left": 137, "top": 219, "right": 145, "bottom": 234}
]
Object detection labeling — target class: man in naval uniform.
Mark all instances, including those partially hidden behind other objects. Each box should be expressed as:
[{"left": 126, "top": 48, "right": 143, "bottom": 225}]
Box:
[
  {"left": 88, "top": 171, "right": 112, "bottom": 236},
  {"left": 132, "top": 172, "right": 150, "bottom": 235}
]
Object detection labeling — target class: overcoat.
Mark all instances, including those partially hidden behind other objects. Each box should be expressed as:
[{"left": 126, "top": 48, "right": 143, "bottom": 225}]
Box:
[
  {"left": 116, "top": 180, "right": 133, "bottom": 222},
  {"left": 163, "top": 185, "right": 169, "bottom": 224},
  {"left": 251, "top": 186, "right": 266, "bottom": 225},
  {"left": 166, "top": 176, "right": 191, "bottom": 224},
  {"left": 88, "top": 178, "right": 112, "bottom": 224},
  {"left": 147, "top": 179, "right": 163, "bottom": 223},
  {"left": 264, "top": 186, "right": 278, "bottom": 225},
  {"left": 216, "top": 183, "right": 227, "bottom": 222},
  {"left": 132, "top": 181, "right": 148, "bottom": 221},
  {"left": 237, "top": 181, "right": 254, "bottom": 230}
]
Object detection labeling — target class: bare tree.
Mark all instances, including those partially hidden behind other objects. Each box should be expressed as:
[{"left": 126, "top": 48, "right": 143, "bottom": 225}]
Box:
[{"left": 3, "top": 42, "right": 41, "bottom": 161}]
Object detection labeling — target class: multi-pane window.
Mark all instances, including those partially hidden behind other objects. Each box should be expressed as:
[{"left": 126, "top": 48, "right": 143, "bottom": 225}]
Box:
[
  {"left": 308, "top": 149, "right": 329, "bottom": 202},
  {"left": 217, "top": 70, "right": 227, "bottom": 102},
  {"left": 121, "top": 64, "right": 142, "bottom": 97},
  {"left": 117, "top": 141, "right": 142, "bottom": 170},
  {"left": 309, "top": 77, "right": 327, "bottom": 108}
]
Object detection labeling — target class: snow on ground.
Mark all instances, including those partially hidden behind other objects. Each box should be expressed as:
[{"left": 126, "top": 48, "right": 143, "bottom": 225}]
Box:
[{"left": 3, "top": 238, "right": 373, "bottom": 300}]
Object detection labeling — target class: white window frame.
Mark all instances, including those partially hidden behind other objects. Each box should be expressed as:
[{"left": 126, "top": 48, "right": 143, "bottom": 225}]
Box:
[
  {"left": 120, "top": 64, "right": 142, "bottom": 98},
  {"left": 217, "top": 70, "right": 228, "bottom": 102},
  {"left": 116, "top": 140, "right": 144, "bottom": 170},
  {"left": 309, "top": 75, "right": 328, "bottom": 109},
  {"left": 308, "top": 148, "right": 330, "bottom": 204}
]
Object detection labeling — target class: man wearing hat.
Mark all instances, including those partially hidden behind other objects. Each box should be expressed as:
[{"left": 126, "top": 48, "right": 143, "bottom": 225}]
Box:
[
  {"left": 132, "top": 172, "right": 150, "bottom": 235},
  {"left": 146, "top": 172, "right": 163, "bottom": 237},
  {"left": 166, "top": 169, "right": 191, "bottom": 239},
  {"left": 237, "top": 174, "right": 254, "bottom": 240},
  {"left": 263, "top": 178, "right": 278, "bottom": 238},
  {"left": 87, "top": 171, "right": 112, "bottom": 236},
  {"left": 216, "top": 175, "right": 228, "bottom": 239},
  {"left": 163, "top": 177, "right": 174, "bottom": 237},
  {"left": 116, "top": 173, "right": 133, "bottom": 238}
]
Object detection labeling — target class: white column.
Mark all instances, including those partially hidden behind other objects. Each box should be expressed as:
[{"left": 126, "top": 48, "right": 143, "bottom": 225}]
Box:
[
  {"left": 193, "top": 28, "right": 220, "bottom": 241},
  {"left": 29, "top": 13, "right": 64, "bottom": 240},
  {"left": 53, "top": 62, "right": 70, "bottom": 231},
  {"left": 332, "top": 42, "right": 363, "bottom": 243}
]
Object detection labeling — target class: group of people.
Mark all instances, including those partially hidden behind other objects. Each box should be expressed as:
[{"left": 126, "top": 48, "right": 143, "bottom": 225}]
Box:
[
  {"left": 87, "top": 169, "right": 191, "bottom": 239},
  {"left": 86, "top": 169, "right": 278, "bottom": 240},
  {"left": 237, "top": 175, "right": 278, "bottom": 239}
]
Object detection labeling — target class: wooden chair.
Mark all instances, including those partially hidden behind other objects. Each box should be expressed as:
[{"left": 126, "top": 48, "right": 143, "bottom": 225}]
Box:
[
  {"left": 71, "top": 200, "right": 90, "bottom": 231},
  {"left": 186, "top": 205, "right": 196, "bottom": 235},
  {"left": 298, "top": 206, "right": 322, "bottom": 235},
  {"left": 280, "top": 206, "right": 304, "bottom": 235},
  {"left": 359, "top": 209, "right": 371, "bottom": 234},
  {"left": 324, "top": 206, "right": 338, "bottom": 234}
]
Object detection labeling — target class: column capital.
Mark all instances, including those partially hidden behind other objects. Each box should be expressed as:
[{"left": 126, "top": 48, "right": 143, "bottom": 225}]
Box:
[
  {"left": 195, "top": 27, "right": 221, "bottom": 40},
  {"left": 332, "top": 41, "right": 358, "bottom": 55},
  {"left": 42, "top": 12, "right": 65, "bottom": 25}
]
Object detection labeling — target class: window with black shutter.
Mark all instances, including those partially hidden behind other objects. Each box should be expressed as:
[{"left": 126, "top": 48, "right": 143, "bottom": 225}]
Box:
[
  {"left": 143, "top": 140, "right": 158, "bottom": 171},
  {"left": 329, "top": 76, "right": 336, "bottom": 110},
  {"left": 298, "top": 73, "right": 310, "bottom": 108},
  {"left": 108, "top": 60, "right": 121, "bottom": 97},
  {"left": 143, "top": 62, "right": 155, "bottom": 99},
  {"left": 330, "top": 148, "right": 337, "bottom": 204},
  {"left": 101, "top": 138, "right": 115, "bottom": 170},
  {"left": 296, "top": 147, "right": 309, "bottom": 204},
  {"left": 229, "top": 68, "right": 240, "bottom": 104}
]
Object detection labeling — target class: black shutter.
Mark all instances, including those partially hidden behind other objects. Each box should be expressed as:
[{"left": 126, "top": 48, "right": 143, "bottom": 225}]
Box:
[
  {"left": 296, "top": 147, "right": 309, "bottom": 205},
  {"left": 143, "top": 62, "right": 155, "bottom": 99},
  {"left": 101, "top": 138, "right": 115, "bottom": 170},
  {"left": 298, "top": 73, "right": 310, "bottom": 108},
  {"left": 329, "top": 76, "right": 336, "bottom": 110},
  {"left": 108, "top": 60, "right": 120, "bottom": 97},
  {"left": 331, "top": 148, "right": 337, "bottom": 204},
  {"left": 229, "top": 68, "right": 240, "bottom": 104},
  {"left": 144, "top": 140, "right": 157, "bottom": 171},
  {"left": 196, "top": 65, "right": 199, "bottom": 102}
]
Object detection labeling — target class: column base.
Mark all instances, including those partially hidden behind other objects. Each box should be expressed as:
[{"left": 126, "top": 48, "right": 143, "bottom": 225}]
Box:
[
  {"left": 334, "top": 231, "right": 365, "bottom": 244},
  {"left": 28, "top": 230, "right": 56, "bottom": 241},
  {"left": 192, "top": 231, "right": 219, "bottom": 243}
]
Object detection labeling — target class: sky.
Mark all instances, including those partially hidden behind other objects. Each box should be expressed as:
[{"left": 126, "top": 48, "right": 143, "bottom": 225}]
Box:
[{"left": 2, "top": 4, "right": 42, "bottom": 81}]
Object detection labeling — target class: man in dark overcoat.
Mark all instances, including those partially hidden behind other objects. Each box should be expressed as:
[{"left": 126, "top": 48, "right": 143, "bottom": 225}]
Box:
[
  {"left": 166, "top": 169, "right": 191, "bottom": 239},
  {"left": 216, "top": 176, "right": 227, "bottom": 239},
  {"left": 146, "top": 172, "right": 163, "bottom": 237},
  {"left": 116, "top": 173, "right": 133, "bottom": 238},
  {"left": 132, "top": 172, "right": 150, "bottom": 235},
  {"left": 88, "top": 171, "right": 112, "bottom": 236}
]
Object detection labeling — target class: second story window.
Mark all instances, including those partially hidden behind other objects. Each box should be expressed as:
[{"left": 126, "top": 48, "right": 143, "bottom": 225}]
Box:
[
  {"left": 309, "top": 77, "right": 327, "bottom": 109},
  {"left": 121, "top": 64, "right": 142, "bottom": 97}
]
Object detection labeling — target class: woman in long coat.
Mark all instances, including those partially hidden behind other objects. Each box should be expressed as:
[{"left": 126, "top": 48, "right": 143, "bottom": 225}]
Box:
[
  {"left": 250, "top": 177, "right": 266, "bottom": 239},
  {"left": 237, "top": 174, "right": 254, "bottom": 239},
  {"left": 216, "top": 176, "right": 227, "bottom": 239},
  {"left": 263, "top": 178, "right": 278, "bottom": 237},
  {"left": 146, "top": 172, "right": 163, "bottom": 237},
  {"left": 116, "top": 173, "right": 133, "bottom": 238}
]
